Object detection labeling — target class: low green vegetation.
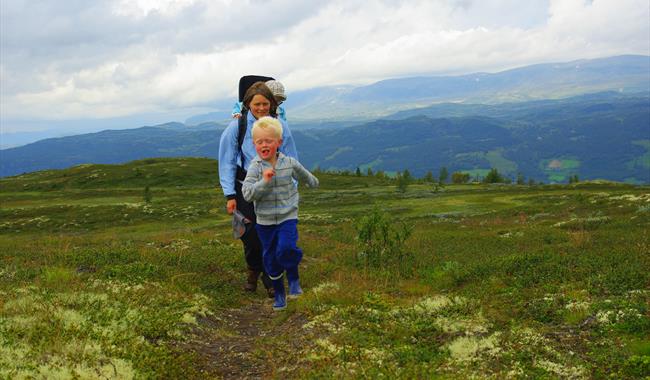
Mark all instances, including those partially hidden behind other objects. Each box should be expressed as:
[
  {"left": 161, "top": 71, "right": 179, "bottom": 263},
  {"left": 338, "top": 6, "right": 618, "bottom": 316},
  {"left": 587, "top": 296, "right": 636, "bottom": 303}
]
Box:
[
  {"left": 540, "top": 157, "right": 581, "bottom": 183},
  {"left": 1, "top": 158, "right": 648, "bottom": 379}
]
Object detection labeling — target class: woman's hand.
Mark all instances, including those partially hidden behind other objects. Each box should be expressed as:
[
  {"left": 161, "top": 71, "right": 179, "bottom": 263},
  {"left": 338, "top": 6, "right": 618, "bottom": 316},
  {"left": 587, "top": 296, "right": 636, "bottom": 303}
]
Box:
[{"left": 226, "top": 199, "right": 237, "bottom": 214}]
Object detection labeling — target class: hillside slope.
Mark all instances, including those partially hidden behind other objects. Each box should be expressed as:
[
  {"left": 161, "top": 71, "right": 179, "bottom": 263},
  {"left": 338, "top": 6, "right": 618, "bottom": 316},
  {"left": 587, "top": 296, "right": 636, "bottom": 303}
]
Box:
[{"left": 1, "top": 158, "right": 648, "bottom": 378}]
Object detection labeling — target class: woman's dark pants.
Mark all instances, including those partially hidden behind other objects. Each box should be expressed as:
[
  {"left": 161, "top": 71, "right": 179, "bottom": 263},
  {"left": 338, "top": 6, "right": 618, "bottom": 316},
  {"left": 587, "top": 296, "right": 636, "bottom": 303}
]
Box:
[{"left": 234, "top": 179, "right": 272, "bottom": 290}]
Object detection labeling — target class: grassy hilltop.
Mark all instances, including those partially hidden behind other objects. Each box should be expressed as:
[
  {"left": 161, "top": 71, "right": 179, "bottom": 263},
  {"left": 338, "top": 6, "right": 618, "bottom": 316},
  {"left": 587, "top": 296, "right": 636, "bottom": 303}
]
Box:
[{"left": 1, "top": 157, "right": 649, "bottom": 378}]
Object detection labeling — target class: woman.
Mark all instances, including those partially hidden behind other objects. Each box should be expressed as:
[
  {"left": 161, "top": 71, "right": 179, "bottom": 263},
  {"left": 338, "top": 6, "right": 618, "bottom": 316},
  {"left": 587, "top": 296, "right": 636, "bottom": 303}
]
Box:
[{"left": 218, "top": 81, "right": 298, "bottom": 296}]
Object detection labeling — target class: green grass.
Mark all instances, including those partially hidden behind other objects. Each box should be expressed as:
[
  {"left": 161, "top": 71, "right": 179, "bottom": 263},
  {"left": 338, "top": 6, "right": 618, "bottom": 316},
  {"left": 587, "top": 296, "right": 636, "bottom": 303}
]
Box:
[{"left": 1, "top": 158, "right": 649, "bottom": 379}]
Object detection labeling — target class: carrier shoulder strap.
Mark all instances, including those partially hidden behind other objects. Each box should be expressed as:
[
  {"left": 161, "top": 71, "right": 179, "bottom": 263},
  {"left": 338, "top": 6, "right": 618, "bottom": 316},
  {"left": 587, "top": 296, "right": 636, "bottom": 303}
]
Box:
[
  {"left": 237, "top": 109, "right": 248, "bottom": 166},
  {"left": 237, "top": 110, "right": 247, "bottom": 150}
]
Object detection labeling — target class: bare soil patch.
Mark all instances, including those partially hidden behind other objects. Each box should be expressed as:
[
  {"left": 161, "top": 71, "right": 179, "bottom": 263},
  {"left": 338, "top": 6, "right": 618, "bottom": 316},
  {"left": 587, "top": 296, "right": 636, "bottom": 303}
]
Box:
[{"left": 183, "top": 298, "right": 311, "bottom": 379}]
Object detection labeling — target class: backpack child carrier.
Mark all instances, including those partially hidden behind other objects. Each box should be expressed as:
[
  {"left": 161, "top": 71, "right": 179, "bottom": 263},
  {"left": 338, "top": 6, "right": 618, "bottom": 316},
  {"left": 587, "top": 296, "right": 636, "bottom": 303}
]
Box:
[{"left": 236, "top": 75, "right": 274, "bottom": 181}]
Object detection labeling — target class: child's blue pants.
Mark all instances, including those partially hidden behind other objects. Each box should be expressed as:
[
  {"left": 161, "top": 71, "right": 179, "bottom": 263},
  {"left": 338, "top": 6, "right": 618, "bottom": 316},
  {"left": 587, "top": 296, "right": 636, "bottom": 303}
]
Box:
[{"left": 255, "top": 219, "right": 303, "bottom": 281}]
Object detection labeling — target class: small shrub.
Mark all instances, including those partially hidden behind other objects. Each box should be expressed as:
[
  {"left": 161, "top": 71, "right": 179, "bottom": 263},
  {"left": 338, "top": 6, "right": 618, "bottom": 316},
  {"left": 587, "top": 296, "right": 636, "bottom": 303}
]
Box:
[
  {"left": 41, "top": 267, "right": 76, "bottom": 288},
  {"left": 567, "top": 230, "right": 591, "bottom": 248},
  {"left": 395, "top": 171, "right": 411, "bottom": 193},
  {"left": 451, "top": 172, "right": 470, "bottom": 184},
  {"left": 484, "top": 168, "right": 504, "bottom": 184},
  {"left": 437, "top": 261, "right": 471, "bottom": 287},
  {"left": 438, "top": 167, "right": 448, "bottom": 184},
  {"left": 143, "top": 185, "right": 152, "bottom": 203},
  {"left": 525, "top": 295, "right": 565, "bottom": 323},
  {"left": 622, "top": 355, "right": 650, "bottom": 378},
  {"left": 356, "top": 207, "right": 413, "bottom": 276}
]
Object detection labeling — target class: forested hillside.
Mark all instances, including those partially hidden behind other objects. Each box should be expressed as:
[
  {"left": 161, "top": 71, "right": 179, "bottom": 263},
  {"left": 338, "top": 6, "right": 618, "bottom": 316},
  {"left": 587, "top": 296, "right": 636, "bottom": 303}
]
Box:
[{"left": 3, "top": 92, "right": 647, "bottom": 183}]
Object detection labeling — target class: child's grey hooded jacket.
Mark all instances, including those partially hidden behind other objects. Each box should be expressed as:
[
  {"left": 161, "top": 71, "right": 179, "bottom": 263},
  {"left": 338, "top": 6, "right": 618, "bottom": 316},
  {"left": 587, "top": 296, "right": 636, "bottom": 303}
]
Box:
[{"left": 242, "top": 153, "right": 319, "bottom": 226}]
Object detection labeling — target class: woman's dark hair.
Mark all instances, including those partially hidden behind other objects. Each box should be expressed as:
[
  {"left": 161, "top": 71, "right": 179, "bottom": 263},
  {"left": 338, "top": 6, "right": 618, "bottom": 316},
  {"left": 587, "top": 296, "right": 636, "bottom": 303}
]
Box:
[{"left": 242, "top": 82, "right": 278, "bottom": 117}]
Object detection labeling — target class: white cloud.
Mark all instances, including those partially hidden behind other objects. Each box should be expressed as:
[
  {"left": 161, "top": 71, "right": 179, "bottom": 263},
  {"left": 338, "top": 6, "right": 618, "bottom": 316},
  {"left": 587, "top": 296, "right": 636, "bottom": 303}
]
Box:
[
  {"left": 111, "top": 0, "right": 199, "bottom": 18},
  {"left": 1, "top": 0, "right": 648, "bottom": 126}
]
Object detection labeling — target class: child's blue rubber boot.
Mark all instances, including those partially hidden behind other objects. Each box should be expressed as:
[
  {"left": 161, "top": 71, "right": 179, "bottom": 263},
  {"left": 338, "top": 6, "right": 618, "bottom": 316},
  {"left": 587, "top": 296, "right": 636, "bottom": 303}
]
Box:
[
  {"left": 288, "top": 278, "right": 303, "bottom": 298},
  {"left": 272, "top": 279, "right": 286, "bottom": 311}
]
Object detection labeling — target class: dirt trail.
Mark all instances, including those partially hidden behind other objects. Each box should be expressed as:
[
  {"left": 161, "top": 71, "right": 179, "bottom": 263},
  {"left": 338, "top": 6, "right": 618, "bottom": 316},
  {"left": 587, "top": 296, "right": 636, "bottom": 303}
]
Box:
[{"left": 187, "top": 298, "right": 310, "bottom": 379}]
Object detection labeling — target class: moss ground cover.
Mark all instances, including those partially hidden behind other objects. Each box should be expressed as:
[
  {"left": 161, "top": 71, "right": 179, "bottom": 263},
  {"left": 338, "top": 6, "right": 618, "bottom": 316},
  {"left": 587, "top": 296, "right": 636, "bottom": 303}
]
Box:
[{"left": 1, "top": 158, "right": 648, "bottom": 378}]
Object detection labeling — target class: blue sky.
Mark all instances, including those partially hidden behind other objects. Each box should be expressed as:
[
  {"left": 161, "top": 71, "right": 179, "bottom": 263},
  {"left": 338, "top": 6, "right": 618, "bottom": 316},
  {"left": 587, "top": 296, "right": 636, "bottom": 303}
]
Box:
[{"left": 1, "top": 0, "right": 649, "bottom": 136}]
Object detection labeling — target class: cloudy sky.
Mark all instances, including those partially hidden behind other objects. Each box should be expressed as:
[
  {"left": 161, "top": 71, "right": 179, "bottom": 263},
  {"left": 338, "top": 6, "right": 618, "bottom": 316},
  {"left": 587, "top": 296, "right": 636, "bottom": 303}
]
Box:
[{"left": 1, "top": 0, "right": 649, "bottom": 134}]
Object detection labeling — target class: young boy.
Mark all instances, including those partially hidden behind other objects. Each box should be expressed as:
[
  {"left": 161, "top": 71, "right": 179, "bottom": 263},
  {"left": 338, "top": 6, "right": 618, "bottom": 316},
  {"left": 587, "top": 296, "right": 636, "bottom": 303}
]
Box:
[
  {"left": 242, "top": 116, "right": 319, "bottom": 310},
  {"left": 232, "top": 80, "right": 287, "bottom": 121}
]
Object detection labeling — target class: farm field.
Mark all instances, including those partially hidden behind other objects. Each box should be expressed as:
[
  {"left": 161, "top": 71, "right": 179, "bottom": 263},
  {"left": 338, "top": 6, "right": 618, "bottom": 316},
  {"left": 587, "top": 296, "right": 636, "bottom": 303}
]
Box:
[{"left": 1, "top": 157, "right": 649, "bottom": 379}]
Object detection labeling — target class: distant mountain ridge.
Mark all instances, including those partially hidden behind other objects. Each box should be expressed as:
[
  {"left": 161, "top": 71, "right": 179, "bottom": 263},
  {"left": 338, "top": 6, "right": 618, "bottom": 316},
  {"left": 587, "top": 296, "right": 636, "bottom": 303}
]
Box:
[
  {"left": 290, "top": 55, "right": 649, "bottom": 120},
  {"left": 2, "top": 91, "right": 648, "bottom": 183},
  {"left": 185, "top": 54, "right": 649, "bottom": 123}
]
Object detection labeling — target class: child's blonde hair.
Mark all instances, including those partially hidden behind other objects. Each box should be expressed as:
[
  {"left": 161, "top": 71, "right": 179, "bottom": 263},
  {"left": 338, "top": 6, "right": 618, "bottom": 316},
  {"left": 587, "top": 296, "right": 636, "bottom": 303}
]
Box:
[{"left": 252, "top": 116, "right": 283, "bottom": 139}]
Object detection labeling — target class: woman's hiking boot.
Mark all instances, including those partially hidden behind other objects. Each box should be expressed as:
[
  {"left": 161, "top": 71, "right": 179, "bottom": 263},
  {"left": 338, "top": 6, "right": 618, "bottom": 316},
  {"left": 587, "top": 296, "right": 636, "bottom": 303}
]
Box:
[
  {"left": 244, "top": 269, "right": 259, "bottom": 292},
  {"left": 261, "top": 273, "right": 275, "bottom": 298},
  {"left": 272, "top": 279, "right": 286, "bottom": 311},
  {"left": 288, "top": 279, "right": 303, "bottom": 299}
]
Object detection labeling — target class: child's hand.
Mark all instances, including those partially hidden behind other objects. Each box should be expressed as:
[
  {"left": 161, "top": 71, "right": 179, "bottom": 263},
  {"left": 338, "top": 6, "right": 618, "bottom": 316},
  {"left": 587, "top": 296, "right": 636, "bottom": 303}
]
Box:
[
  {"left": 232, "top": 113, "right": 242, "bottom": 119},
  {"left": 263, "top": 168, "right": 275, "bottom": 183}
]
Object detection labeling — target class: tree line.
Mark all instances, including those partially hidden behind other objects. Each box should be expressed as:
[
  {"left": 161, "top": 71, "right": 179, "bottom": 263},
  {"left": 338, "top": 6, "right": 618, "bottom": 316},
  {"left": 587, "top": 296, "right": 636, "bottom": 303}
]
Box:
[{"left": 312, "top": 166, "right": 581, "bottom": 192}]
